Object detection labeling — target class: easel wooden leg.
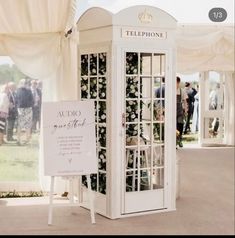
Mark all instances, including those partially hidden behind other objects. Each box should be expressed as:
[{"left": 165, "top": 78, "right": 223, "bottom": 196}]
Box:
[
  {"left": 69, "top": 177, "right": 74, "bottom": 204},
  {"left": 87, "top": 175, "right": 96, "bottom": 224},
  {"left": 48, "top": 176, "right": 55, "bottom": 225}
]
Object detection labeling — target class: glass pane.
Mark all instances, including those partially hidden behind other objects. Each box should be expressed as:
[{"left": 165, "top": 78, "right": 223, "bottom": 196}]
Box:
[
  {"left": 153, "top": 54, "right": 165, "bottom": 76},
  {"left": 90, "top": 77, "right": 97, "bottom": 99},
  {"left": 98, "top": 172, "right": 106, "bottom": 194},
  {"left": 89, "top": 53, "right": 97, "bottom": 75},
  {"left": 98, "top": 101, "right": 106, "bottom": 123},
  {"left": 126, "top": 76, "right": 138, "bottom": 98},
  {"left": 98, "top": 149, "right": 106, "bottom": 171},
  {"left": 142, "top": 123, "right": 151, "bottom": 143},
  {"left": 204, "top": 117, "right": 224, "bottom": 139},
  {"left": 153, "top": 146, "right": 164, "bottom": 167},
  {"left": 208, "top": 80, "right": 224, "bottom": 111},
  {"left": 140, "top": 53, "right": 152, "bottom": 75},
  {"left": 98, "top": 53, "right": 106, "bottom": 75},
  {"left": 126, "top": 148, "right": 138, "bottom": 169},
  {"left": 140, "top": 147, "right": 151, "bottom": 168},
  {"left": 81, "top": 54, "right": 88, "bottom": 76},
  {"left": 81, "top": 77, "right": 88, "bottom": 99},
  {"left": 140, "top": 169, "right": 151, "bottom": 191},
  {"left": 153, "top": 168, "right": 164, "bottom": 189},
  {"left": 154, "top": 77, "right": 165, "bottom": 99},
  {"left": 153, "top": 123, "right": 164, "bottom": 143},
  {"left": 98, "top": 126, "right": 106, "bottom": 147},
  {"left": 94, "top": 101, "right": 97, "bottom": 123},
  {"left": 140, "top": 77, "right": 151, "bottom": 98},
  {"left": 126, "top": 171, "right": 138, "bottom": 192},
  {"left": 140, "top": 100, "right": 151, "bottom": 123},
  {"left": 126, "top": 100, "right": 138, "bottom": 122},
  {"left": 82, "top": 174, "right": 97, "bottom": 191},
  {"left": 126, "top": 52, "right": 138, "bottom": 75},
  {"left": 98, "top": 77, "right": 106, "bottom": 99},
  {"left": 126, "top": 124, "right": 138, "bottom": 142},
  {"left": 153, "top": 99, "right": 165, "bottom": 122}
]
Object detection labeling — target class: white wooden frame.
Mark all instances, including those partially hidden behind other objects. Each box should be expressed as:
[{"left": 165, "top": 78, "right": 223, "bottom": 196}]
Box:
[{"left": 48, "top": 175, "right": 95, "bottom": 225}]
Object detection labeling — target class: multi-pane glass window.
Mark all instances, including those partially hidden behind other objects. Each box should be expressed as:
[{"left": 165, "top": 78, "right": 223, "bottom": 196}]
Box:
[
  {"left": 125, "top": 52, "right": 165, "bottom": 192},
  {"left": 205, "top": 71, "right": 225, "bottom": 140},
  {"left": 80, "top": 53, "right": 107, "bottom": 195}
]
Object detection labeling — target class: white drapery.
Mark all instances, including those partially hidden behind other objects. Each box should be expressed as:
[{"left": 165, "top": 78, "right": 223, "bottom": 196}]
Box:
[
  {"left": 176, "top": 25, "right": 234, "bottom": 74},
  {"left": 0, "top": 0, "right": 78, "bottom": 101},
  {"left": 0, "top": 0, "right": 78, "bottom": 193}
]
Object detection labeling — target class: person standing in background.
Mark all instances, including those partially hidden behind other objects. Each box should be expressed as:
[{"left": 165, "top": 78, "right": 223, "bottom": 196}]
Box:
[
  {"left": 184, "top": 82, "right": 197, "bottom": 134},
  {"left": 191, "top": 85, "right": 199, "bottom": 134},
  {"left": 16, "top": 79, "right": 34, "bottom": 145},
  {"left": 154, "top": 76, "right": 165, "bottom": 141},
  {"left": 176, "top": 77, "right": 188, "bottom": 147},
  {"left": 31, "top": 80, "right": 41, "bottom": 133},
  {"left": 6, "top": 82, "right": 18, "bottom": 141},
  {"left": 0, "top": 84, "right": 10, "bottom": 145}
]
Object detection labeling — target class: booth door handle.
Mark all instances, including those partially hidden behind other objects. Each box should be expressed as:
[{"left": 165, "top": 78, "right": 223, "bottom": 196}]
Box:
[{"left": 122, "top": 113, "right": 126, "bottom": 128}]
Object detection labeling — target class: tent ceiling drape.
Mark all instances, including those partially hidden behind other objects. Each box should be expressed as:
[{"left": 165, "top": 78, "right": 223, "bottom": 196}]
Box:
[
  {"left": 176, "top": 25, "right": 234, "bottom": 74},
  {"left": 0, "top": 0, "right": 78, "bottom": 101}
]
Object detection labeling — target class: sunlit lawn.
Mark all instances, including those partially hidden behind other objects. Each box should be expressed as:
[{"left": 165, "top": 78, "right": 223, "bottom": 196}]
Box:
[{"left": 0, "top": 133, "right": 39, "bottom": 182}]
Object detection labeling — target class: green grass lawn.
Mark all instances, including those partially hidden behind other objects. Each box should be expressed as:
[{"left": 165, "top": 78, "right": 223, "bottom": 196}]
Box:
[
  {"left": 0, "top": 133, "right": 39, "bottom": 182},
  {"left": 183, "top": 132, "right": 199, "bottom": 144}
]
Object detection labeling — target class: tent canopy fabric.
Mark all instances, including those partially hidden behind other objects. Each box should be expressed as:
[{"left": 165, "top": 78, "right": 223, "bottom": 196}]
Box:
[
  {"left": 0, "top": 0, "right": 78, "bottom": 101},
  {"left": 176, "top": 25, "right": 234, "bottom": 74}
]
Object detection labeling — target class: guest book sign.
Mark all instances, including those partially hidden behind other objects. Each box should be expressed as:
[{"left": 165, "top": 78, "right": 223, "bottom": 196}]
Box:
[{"left": 42, "top": 101, "right": 97, "bottom": 176}]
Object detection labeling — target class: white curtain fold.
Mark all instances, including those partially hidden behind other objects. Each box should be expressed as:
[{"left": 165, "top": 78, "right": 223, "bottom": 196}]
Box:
[
  {"left": 0, "top": 0, "right": 71, "bottom": 33},
  {"left": 0, "top": 0, "right": 78, "bottom": 193},
  {"left": 1, "top": 33, "right": 62, "bottom": 79}
]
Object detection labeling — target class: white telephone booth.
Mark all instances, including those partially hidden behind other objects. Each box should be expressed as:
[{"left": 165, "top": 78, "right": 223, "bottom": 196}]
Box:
[{"left": 77, "top": 6, "right": 177, "bottom": 219}]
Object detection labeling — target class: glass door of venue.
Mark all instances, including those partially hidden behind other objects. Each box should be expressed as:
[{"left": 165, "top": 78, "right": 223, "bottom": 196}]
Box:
[
  {"left": 122, "top": 51, "right": 169, "bottom": 214},
  {"left": 199, "top": 71, "right": 225, "bottom": 146}
]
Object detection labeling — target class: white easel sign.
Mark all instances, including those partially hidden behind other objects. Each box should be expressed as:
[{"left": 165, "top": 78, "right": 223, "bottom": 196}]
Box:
[{"left": 42, "top": 100, "right": 97, "bottom": 176}]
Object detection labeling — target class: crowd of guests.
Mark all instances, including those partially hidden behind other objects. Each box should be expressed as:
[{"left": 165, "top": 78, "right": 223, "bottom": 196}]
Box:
[
  {"left": 155, "top": 76, "right": 199, "bottom": 148},
  {"left": 0, "top": 78, "right": 42, "bottom": 146}
]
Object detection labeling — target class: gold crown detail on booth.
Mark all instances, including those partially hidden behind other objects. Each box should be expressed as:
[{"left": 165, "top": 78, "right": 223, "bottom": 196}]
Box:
[{"left": 138, "top": 9, "right": 153, "bottom": 23}]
